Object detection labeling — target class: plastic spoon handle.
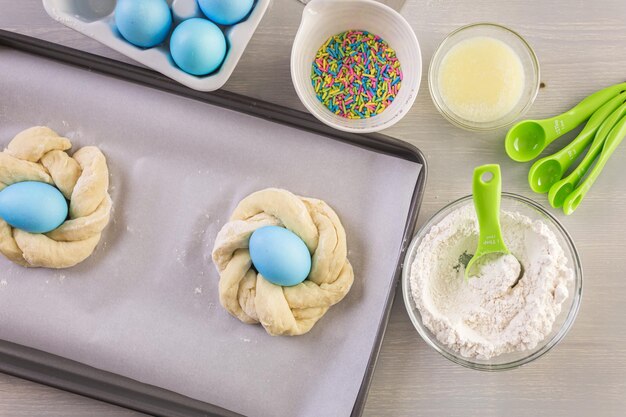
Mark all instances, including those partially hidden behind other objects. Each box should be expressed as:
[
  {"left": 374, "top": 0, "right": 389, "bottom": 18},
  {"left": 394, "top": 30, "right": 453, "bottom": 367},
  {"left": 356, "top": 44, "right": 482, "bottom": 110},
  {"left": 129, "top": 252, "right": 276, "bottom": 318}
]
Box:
[
  {"left": 472, "top": 164, "right": 508, "bottom": 255},
  {"left": 549, "top": 101, "right": 626, "bottom": 207},
  {"left": 563, "top": 115, "right": 626, "bottom": 215},
  {"left": 540, "top": 82, "right": 626, "bottom": 146},
  {"left": 535, "top": 92, "right": 626, "bottom": 170},
  {"left": 464, "top": 165, "right": 509, "bottom": 279},
  {"left": 572, "top": 102, "right": 626, "bottom": 180}
]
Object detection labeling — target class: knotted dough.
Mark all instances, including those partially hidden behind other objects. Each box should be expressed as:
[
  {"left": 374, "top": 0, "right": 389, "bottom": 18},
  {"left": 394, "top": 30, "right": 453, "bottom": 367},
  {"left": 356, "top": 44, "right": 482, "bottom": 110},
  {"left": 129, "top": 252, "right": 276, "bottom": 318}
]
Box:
[
  {"left": 212, "top": 188, "right": 354, "bottom": 336},
  {"left": 0, "top": 126, "right": 112, "bottom": 268}
]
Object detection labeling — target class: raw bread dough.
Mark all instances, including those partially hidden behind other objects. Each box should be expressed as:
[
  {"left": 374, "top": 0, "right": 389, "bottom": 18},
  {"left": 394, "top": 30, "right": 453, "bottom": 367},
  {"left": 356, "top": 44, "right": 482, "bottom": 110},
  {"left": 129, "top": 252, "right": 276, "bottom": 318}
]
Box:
[
  {"left": 0, "top": 126, "right": 112, "bottom": 269},
  {"left": 212, "top": 188, "right": 354, "bottom": 336}
]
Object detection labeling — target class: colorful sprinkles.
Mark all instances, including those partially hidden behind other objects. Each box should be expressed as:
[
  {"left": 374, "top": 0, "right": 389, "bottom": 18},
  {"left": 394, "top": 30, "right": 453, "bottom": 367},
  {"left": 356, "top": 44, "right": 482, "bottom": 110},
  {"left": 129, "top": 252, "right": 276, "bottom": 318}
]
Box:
[{"left": 311, "top": 30, "right": 403, "bottom": 119}]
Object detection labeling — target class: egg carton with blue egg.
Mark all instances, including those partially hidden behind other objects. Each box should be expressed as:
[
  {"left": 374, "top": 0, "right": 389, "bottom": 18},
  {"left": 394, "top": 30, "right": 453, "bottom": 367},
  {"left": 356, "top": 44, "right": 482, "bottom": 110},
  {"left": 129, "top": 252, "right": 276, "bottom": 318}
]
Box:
[{"left": 43, "top": 0, "right": 271, "bottom": 91}]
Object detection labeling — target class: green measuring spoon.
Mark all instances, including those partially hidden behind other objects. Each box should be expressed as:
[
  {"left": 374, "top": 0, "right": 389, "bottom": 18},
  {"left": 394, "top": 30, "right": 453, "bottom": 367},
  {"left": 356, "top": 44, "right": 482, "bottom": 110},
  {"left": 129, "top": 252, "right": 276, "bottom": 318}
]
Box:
[
  {"left": 549, "top": 101, "right": 626, "bottom": 208},
  {"left": 528, "top": 91, "right": 626, "bottom": 193},
  {"left": 505, "top": 81, "right": 626, "bottom": 162},
  {"left": 562, "top": 114, "right": 626, "bottom": 215},
  {"left": 464, "top": 164, "right": 520, "bottom": 279}
]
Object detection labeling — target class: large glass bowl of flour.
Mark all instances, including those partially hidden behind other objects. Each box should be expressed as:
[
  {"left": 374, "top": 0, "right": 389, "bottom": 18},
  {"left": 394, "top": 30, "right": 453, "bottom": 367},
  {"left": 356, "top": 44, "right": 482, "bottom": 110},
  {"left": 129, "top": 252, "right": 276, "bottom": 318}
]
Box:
[{"left": 402, "top": 193, "right": 582, "bottom": 371}]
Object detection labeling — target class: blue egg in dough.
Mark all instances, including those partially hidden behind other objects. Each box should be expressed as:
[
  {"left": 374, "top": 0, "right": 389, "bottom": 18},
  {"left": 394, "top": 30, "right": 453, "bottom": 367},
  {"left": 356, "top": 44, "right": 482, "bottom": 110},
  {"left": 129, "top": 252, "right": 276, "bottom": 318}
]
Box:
[
  {"left": 249, "top": 226, "right": 312, "bottom": 287},
  {"left": 170, "top": 18, "right": 227, "bottom": 76},
  {"left": 0, "top": 182, "right": 68, "bottom": 234},
  {"left": 197, "top": 0, "right": 255, "bottom": 26},
  {"left": 114, "top": 0, "right": 172, "bottom": 48}
]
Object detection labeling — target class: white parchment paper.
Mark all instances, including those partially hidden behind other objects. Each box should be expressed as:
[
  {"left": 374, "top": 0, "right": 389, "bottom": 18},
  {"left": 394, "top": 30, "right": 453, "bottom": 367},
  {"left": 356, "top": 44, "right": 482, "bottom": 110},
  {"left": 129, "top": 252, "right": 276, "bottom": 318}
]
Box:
[{"left": 0, "top": 48, "right": 421, "bottom": 417}]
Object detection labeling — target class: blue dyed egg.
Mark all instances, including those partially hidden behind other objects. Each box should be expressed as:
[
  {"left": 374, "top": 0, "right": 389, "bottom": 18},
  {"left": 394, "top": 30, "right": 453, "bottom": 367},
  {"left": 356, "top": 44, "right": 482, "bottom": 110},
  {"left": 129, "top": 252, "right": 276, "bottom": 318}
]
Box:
[
  {"left": 114, "top": 0, "right": 172, "bottom": 48},
  {"left": 170, "top": 18, "right": 227, "bottom": 76},
  {"left": 198, "top": 0, "right": 254, "bottom": 26},
  {"left": 0, "top": 182, "right": 68, "bottom": 234},
  {"left": 249, "top": 226, "right": 312, "bottom": 287}
]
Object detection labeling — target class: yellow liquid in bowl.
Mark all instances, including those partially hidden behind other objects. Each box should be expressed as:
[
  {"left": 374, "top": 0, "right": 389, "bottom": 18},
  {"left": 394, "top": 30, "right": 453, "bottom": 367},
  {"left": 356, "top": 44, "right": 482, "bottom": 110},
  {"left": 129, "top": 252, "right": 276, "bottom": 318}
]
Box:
[{"left": 438, "top": 36, "right": 525, "bottom": 123}]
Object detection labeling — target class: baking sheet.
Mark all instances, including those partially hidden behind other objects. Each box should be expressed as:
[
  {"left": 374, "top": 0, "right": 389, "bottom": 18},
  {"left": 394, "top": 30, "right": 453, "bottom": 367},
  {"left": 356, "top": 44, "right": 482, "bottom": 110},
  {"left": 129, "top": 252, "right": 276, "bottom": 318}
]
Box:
[{"left": 0, "top": 47, "right": 421, "bottom": 417}]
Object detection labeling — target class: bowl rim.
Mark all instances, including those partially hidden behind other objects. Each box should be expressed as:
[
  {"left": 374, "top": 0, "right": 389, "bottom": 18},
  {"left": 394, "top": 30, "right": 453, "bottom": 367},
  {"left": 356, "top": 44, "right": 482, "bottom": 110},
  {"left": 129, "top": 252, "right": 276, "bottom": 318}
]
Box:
[
  {"left": 401, "top": 192, "right": 583, "bottom": 371},
  {"left": 290, "top": 0, "right": 422, "bottom": 133},
  {"left": 428, "top": 22, "right": 541, "bottom": 131}
]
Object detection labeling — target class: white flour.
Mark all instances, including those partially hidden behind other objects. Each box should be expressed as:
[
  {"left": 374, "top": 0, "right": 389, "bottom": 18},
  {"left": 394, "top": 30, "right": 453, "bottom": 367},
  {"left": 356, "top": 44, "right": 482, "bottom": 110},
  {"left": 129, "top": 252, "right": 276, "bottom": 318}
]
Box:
[{"left": 410, "top": 204, "right": 573, "bottom": 359}]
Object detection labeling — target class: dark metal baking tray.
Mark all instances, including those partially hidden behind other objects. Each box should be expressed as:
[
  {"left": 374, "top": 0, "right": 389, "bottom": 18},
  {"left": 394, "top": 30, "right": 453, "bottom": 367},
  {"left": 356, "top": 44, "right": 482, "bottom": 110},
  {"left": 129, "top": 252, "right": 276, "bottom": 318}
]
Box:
[{"left": 0, "top": 29, "right": 427, "bottom": 417}]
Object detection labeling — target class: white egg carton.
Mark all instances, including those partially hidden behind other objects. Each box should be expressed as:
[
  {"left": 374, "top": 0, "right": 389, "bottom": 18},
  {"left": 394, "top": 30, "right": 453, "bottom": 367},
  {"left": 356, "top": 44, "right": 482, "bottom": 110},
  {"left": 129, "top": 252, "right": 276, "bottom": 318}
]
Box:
[{"left": 42, "top": 0, "right": 271, "bottom": 91}]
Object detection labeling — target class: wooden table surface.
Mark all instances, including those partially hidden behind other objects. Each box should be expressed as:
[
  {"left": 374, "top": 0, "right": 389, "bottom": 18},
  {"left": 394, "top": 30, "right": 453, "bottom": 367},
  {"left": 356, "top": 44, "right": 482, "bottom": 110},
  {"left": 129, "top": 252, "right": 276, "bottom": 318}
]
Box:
[{"left": 1, "top": 1, "right": 626, "bottom": 416}]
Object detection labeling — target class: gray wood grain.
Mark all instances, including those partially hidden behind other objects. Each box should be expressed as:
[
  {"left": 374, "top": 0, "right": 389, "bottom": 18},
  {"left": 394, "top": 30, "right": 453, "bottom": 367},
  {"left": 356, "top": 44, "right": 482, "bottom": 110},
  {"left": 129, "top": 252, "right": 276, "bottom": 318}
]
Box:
[{"left": 1, "top": 0, "right": 626, "bottom": 416}]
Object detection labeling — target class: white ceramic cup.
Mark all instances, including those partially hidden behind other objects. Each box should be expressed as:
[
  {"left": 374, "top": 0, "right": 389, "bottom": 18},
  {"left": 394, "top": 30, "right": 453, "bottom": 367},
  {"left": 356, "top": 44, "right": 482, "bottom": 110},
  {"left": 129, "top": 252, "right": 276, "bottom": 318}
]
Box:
[{"left": 290, "top": 0, "right": 422, "bottom": 133}]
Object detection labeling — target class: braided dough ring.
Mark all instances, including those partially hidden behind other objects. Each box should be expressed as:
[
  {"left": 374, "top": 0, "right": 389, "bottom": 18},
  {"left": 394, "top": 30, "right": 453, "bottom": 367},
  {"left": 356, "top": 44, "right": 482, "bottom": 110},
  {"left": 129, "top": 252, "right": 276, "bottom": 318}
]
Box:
[
  {"left": 0, "top": 126, "right": 112, "bottom": 269},
  {"left": 212, "top": 188, "right": 354, "bottom": 336}
]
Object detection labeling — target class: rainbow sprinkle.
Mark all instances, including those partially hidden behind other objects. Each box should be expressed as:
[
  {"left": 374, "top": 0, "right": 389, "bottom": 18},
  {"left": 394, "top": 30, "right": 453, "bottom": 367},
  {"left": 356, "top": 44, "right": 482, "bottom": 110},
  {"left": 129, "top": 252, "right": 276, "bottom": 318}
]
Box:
[{"left": 311, "top": 30, "right": 403, "bottom": 119}]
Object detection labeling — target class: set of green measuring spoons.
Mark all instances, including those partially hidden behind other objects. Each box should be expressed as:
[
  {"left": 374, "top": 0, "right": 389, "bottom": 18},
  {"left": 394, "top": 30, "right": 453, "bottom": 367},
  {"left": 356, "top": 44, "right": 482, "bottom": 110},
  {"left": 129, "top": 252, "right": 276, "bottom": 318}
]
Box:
[{"left": 505, "top": 81, "right": 626, "bottom": 215}]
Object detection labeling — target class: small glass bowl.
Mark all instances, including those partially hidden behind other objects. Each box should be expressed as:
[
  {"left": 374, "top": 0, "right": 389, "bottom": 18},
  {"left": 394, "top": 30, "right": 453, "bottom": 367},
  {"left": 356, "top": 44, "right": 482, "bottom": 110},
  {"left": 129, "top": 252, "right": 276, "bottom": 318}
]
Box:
[
  {"left": 402, "top": 193, "right": 583, "bottom": 371},
  {"left": 429, "top": 23, "right": 540, "bottom": 131}
]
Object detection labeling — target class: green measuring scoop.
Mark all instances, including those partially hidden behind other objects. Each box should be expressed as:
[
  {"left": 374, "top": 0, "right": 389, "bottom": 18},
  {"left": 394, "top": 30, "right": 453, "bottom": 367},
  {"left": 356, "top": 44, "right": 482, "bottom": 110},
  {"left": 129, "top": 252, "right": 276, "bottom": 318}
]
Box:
[
  {"left": 549, "top": 101, "right": 626, "bottom": 208},
  {"left": 562, "top": 114, "right": 626, "bottom": 215},
  {"left": 465, "top": 164, "right": 521, "bottom": 280},
  {"left": 528, "top": 91, "right": 626, "bottom": 193},
  {"left": 505, "top": 81, "right": 626, "bottom": 162}
]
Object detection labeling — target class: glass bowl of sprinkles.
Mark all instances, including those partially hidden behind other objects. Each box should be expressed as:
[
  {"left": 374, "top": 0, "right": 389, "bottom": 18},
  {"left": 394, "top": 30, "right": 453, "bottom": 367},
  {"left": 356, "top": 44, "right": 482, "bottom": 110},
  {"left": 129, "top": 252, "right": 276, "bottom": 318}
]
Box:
[{"left": 291, "top": 0, "right": 422, "bottom": 133}]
